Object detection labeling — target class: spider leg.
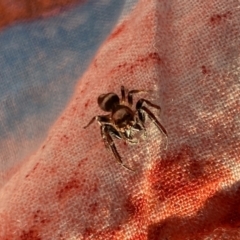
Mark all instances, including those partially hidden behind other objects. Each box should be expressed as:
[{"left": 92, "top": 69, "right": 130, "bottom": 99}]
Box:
[
  {"left": 108, "top": 125, "right": 122, "bottom": 140},
  {"left": 136, "top": 98, "right": 161, "bottom": 112},
  {"left": 139, "top": 106, "right": 168, "bottom": 137},
  {"left": 83, "top": 115, "right": 110, "bottom": 129},
  {"left": 135, "top": 117, "right": 147, "bottom": 139},
  {"left": 137, "top": 108, "right": 146, "bottom": 125},
  {"left": 128, "top": 89, "right": 149, "bottom": 106},
  {"left": 101, "top": 125, "right": 134, "bottom": 172},
  {"left": 136, "top": 98, "right": 166, "bottom": 137},
  {"left": 121, "top": 85, "right": 126, "bottom": 103}
]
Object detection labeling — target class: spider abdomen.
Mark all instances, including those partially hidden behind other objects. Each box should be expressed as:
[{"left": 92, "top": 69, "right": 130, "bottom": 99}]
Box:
[{"left": 98, "top": 93, "right": 120, "bottom": 112}]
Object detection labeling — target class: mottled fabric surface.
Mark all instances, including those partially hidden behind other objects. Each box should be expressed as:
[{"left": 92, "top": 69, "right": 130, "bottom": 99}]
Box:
[{"left": 0, "top": 0, "right": 239, "bottom": 239}]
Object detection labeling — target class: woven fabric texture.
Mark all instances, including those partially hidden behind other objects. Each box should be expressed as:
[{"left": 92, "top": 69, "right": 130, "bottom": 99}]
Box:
[{"left": 0, "top": 0, "right": 239, "bottom": 239}]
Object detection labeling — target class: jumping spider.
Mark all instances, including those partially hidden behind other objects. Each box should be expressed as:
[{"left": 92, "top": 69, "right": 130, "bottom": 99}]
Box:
[{"left": 83, "top": 86, "right": 167, "bottom": 171}]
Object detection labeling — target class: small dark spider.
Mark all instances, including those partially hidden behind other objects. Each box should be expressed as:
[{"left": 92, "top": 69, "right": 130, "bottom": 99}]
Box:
[{"left": 83, "top": 86, "right": 167, "bottom": 171}]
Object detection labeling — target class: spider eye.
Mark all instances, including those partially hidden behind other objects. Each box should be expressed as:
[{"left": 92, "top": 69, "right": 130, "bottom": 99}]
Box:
[{"left": 98, "top": 93, "right": 120, "bottom": 112}]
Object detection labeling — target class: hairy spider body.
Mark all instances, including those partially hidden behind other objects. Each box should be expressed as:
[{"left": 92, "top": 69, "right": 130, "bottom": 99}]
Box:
[{"left": 84, "top": 86, "right": 167, "bottom": 171}]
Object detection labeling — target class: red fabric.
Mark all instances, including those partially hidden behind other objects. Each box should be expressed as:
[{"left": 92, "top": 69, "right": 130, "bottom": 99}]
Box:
[
  {"left": 0, "top": 0, "right": 85, "bottom": 29},
  {"left": 1, "top": 0, "right": 240, "bottom": 239}
]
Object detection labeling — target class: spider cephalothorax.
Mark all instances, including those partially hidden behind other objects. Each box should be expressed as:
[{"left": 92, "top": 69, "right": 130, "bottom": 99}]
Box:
[{"left": 83, "top": 86, "right": 167, "bottom": 171}]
